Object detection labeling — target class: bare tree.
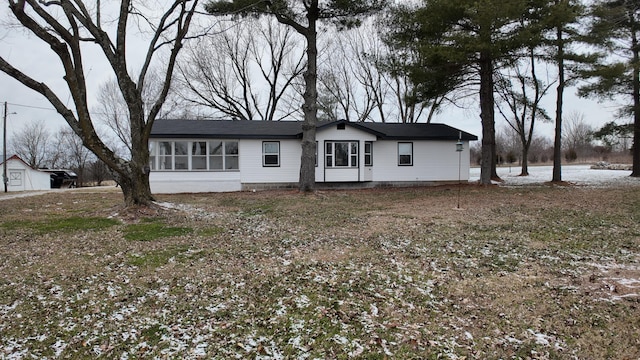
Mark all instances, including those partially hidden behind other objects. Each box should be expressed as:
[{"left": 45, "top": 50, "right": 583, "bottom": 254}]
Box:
[
  {"left": 206, "top": 0, "right": 387, "bottom": 192},
  {"left": 94, "top": 69, "right": 187, "bottom": 157},
  {"left": 95, "top": 80, "right": 132, "bottom": 155},
  {"left": 495, "top": 126, "right": 521, "bottom": 165},
  {"left": 319, "top": 21, "right": 459, "bottom": 124},
  {"left": 58, "top": 129, "right": 94, "bottom": 187},
  {"left": 88, "top": 159, "right": 112, "bottom": 186},
  {"left": 178, "top": 18, "right": 305, "bottom": 121},
  {"left": 496, "top": 47, "right": 554, "bottom": 175},
  {"left": 385, "top": 71, "right": 429, "bottom": 123},
  {"left": 318, "top": 23, "right": 386, "bottom": 122},
  {"left": 563, "top": 111, "right": 594, "bottom": 160},
  {"left": 528, "top": 135, "right": 554, "bottom": 163},
  {"left": 382, "top": 55, "right": 472, "bottom": 124},
  {"left": 0, "top": 0, "right": 199, "bottom": 206},
  {"left": 9, "top": 121, "right": 51, "bottom": 168}
]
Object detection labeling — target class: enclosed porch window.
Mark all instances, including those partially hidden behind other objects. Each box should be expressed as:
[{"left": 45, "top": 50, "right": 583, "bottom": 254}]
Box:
[
  {"left": 325, "top": 141, "right": 358, "bottom": 168},
  {"left": 149, "top": 140, "right": 239, "bottom": 171}
]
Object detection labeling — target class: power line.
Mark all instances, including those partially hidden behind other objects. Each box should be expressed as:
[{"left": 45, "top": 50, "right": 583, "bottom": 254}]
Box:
[
  {"left": 6, "top": 102, "right": 57, "bottom": 111},
  {"left": 4, "top": 101, "right": 128, "bottom": 117}
]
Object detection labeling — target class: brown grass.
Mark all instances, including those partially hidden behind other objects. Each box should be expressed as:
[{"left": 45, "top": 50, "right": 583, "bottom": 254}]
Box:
[{"left": 1, "top": 184, "right": 640, "bottom": 359}]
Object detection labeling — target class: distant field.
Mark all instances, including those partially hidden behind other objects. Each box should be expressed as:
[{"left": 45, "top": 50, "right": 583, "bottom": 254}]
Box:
[{"left": 1, "top": 183, "right": 640, "bottom": 359}]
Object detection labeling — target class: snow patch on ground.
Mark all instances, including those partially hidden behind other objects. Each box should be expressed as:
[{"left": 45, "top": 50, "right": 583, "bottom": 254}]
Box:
[{"left": 470, "top": 164, "right": 638, "bottom": 188}]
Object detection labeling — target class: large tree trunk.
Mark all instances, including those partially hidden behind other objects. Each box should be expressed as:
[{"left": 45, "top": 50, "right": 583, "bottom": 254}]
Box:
[
  {"left": 479, "top": 51, "right": 499, "bottom": 184},
  {"left": 114, "top": 165, "right": 154, "bottom": 207},
  {"left": 298, "top": 13, "right": 318, "bottom": 192},
  {"left": 115, "top": 113, "right": 154, "bottom": 206},
  {"left": 553, "top": 24, "right": 565, "bottom": 182},
  {"left": 521, "top": 142, "right": 529, "bottom": 176}
]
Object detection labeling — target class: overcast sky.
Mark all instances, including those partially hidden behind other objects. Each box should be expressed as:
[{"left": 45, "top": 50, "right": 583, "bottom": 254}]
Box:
[{"left": 0, "top": 5, "right": 625, "bottom": 149}]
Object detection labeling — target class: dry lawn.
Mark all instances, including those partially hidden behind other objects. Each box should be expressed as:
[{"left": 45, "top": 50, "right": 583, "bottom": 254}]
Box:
[{"left": 1, "top": 183, "right": 640, "bottom": 359}]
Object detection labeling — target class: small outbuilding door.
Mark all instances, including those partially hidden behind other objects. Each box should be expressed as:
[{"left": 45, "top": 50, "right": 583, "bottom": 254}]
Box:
[{"left": 9, "top": 170, "right": 25, "bottom": 191}]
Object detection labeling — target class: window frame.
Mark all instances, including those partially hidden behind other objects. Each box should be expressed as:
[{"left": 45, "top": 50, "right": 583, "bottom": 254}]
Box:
[
  {"left": 262, "top": 141, "right": 281, "bottom": 167},
  {"left": 191, "top": 141, "right": 208, "bottom": 170},
  {"left": 157, "top": 141, "right": 173, "bottom": 170},
  {"left": 149, "top": 140, "right": 240, "bottom": 171},
  {"left": 325, "top": 141, "right": 359, "bottom": 168},
  {"left": 364, "top": 141, "right": 373, "bottom": 166},
  {"left": 174, "top": 141, "right": 189, "bottom": 170},
  {"left": 398, "top": 142, "right": 413, "bottom": 166},
  {"left": 223, "top": 141, "right": 239, "bottom": 170}
]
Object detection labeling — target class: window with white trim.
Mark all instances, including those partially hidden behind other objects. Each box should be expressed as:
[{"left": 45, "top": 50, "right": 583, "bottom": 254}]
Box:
[
  {"left": 325, "top": 141, "right": 358, "bottom": 168},
  {"left": 175, "top": 141, "right": 188, "bottom": 170},
  {"left": 157, "top": 141, "right": 173, "bottom": 170},
  {"left": 149, "top": 140, "right": 239, "bottom": 171},
  {"left": 192, "top": 141, "right": 207, "bottom": 170},
  {"left": 364, "top": 141, "right": 373, "bottom": 166},
  {"left": 263, "top": 141, "right": 280, "bottom": 167},
  {"left": 398, "top": 142, "right": 413, "bottom": 166}
]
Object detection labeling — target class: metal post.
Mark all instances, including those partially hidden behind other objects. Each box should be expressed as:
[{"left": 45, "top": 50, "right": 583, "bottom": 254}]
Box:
[
  {"left": 3, "top": 102, "right": 7, "bottom": 193},
  {"left": 455, "top": 131, "right": 463, "bottom": 209}
]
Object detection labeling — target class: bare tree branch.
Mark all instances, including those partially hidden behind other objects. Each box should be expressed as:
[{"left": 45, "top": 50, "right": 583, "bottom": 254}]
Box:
[{"left": 1, "top": 0, "right": 200, "bottom": 205}]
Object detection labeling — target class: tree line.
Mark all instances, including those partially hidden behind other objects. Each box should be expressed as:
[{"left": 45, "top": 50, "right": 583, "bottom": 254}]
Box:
[
  {"left": 8, "top": 123, "right": 113, "bottom": 187},
  {"left": 0, "top": 0, "right": 638, "bottom": 206},
  {"left": 472, "top": 111, "right": 634, "bottom": 167}
]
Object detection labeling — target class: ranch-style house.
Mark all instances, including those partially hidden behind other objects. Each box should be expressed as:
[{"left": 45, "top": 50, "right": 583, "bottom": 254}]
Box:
[{"left": 148, "top": 119, "right": 477, "bottom": 193}]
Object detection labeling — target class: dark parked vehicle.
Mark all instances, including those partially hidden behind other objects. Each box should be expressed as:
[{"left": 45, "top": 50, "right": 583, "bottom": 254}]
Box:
[{"left": 43, "top": 170, "right": 78, "bottom": 188}]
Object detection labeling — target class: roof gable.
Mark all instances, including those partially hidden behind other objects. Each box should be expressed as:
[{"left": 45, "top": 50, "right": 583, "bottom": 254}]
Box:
[{"left": 0, "top": 155, "right": 35, "bottom": 169}]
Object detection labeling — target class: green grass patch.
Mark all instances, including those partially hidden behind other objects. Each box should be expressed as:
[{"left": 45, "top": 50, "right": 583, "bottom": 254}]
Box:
[
  {"left": 0, "top": 216, "right": 119, "bottom": 234},
  {"left": 197, "top": 226, "right": 226, "bottom": 237},
  {"left": 140, "top": 324, "right": 168, "bottom": 345},
  {"left": 127, "top": 246, "right": 190, "bottom": 268},
  {"left": 124, "top": 222, "right": 192, "bottom": 241}
]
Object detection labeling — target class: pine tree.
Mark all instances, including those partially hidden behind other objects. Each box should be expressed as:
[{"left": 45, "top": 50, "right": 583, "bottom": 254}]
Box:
[
  {"left": 384, "top": 0, "right": 549, "bottom": 185},
  {"left": 579, "top": 0, "right": 640, "bottom": 176}
]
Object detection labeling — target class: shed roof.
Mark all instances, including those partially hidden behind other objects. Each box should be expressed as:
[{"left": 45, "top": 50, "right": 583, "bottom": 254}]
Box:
[
  {"left": 0, "top": 154, "right": 34, "bottom": 169},
  {"left": 150, "top": 119, "right": 478, "bottom": 141}
]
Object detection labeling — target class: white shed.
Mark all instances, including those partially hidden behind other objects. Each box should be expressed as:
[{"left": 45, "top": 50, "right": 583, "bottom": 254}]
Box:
[{"left": 1, "top": 155, "right": 52, "bottom": 192}]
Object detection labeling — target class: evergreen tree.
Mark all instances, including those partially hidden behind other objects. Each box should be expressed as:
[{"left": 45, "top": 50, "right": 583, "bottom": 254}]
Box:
[
  {"left": 579, "top": 0, "right": 640, "bottom": 176},
  {"left": 383, "top": 0, "right": 548, "bottom": 184}
]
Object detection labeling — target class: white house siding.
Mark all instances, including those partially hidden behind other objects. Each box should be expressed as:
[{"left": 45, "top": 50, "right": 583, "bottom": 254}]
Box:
[
  {"left": 240, "top": 139, "right": 301, "bottom": 185},
  {"left": 323, "top": 168, "right": 361, "bottom": 182},
  {"left": 371, "top": 140, "right": 471, "bottom": 182},
  {"left": 147, "top": 122, "right": 475, "bottom": 193},
  {"left": 4, "top": 158, "right": 51, "bottom": 191},
  {"left": 149, "top": 171, "right": 241, "bottom": 193},
  {"left": 315, "top": 124, "right": 377, "bottom": 182}
]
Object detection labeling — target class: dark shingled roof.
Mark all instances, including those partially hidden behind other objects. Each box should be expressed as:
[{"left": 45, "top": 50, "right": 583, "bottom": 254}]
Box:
[{"left": 150, "top": 119, "right": 478, "bottom": 141}]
